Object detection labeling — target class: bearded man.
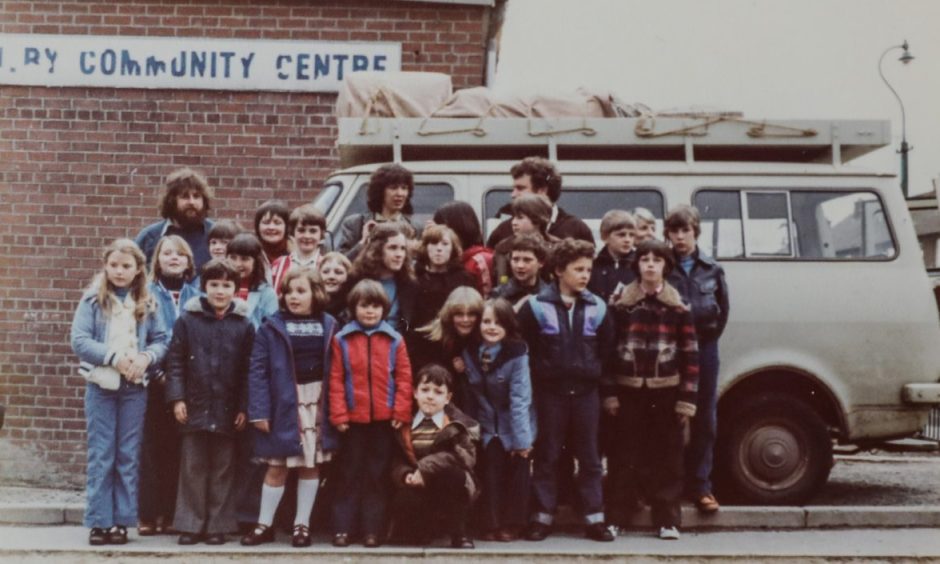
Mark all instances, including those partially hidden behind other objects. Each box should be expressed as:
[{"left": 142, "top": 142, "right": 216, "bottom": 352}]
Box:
[{"left": 135, "top": 168, "right": 215, "bottom": 270}]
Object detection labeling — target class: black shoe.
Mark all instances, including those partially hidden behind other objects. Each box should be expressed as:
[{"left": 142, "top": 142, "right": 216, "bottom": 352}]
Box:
[
  {"left": 107, "top": 525, "right": 128, "bottom": 545},
  {"left": 332, "top": 532, "right": 350, "bottom": 547},
  {"left": 451, "top": 535, "right": 475, "bottom": 549},
  {"left": 89, "top": 528, "right": 108, "bottom": 546},
  {"left": 524, "top": 522, "right": 551, "bottom": 541},
  {"left": 240, "top": 524, "right": 274, "bottom": 546},
  {"left": 362, "top": 533, "right": 381, "bottom": 548},
  {"left": 178, "top": 532, "right": 203, "bottom": 545},
  {"left": 205, "top": 533, "right": 226, "bottom": 545},
  {"left": 292, "top": 524, "right": 312, "bottom": 548},
  {"left": 585, "top": 523, "right": 615, "bottom": 542}
]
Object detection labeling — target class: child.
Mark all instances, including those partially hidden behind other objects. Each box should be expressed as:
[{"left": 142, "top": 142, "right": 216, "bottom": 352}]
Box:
[
  {"left": 389, "top": 364, "right": 479, "bottom": 549},
  {"left": 70, "top": 239, "right": 168, "bottom": 546},
  {"left": 411, "top": 286, "right": 485, "bottom": 408},
  {"left": 226, "top": 233, "right": 279, "bottom": 329},
  {"left": 318, "top": 251, "right": 352, "bottom": 322},
  {"left": 165, "top": 258, "right": 254, "bottom": 545},
  {"left": 138, "top": 235, "right": 201, "bottom": 536},
  {"left": 664, "top": 204, "right": 729, "bottom": 514},
  {"left": 254, "top": 200, "right": 291, "bottom": 283},
  {"left": 492, "top": 194, "right": 556, "bottom": 286},
  {"left": 348, "top": 223, "right": 417, "bottom": 332},
  {"left": 633, "top": 207, "right": 658, "bottom": 243},
  {"left": 462, "top": 298, "right": 534, "bottom": 541},
  {"left": 516, "top": 238, "right": 615, "bottom": 543},
  {"left": 241, "top": 269, "right": 339, "bottom": 547},
  {"left": 207, "top": 219, "right": 243, "bottom": 260},
  {"left": 605, "top": 239, "right": 699, "bottom": 540},
  {"left": 589, "top": 210, "right": 638, "bottom": 304},
  {"left": 490, "top": 234, "right": 549, "bottom": 311},
  {"left": 329, "top": 280, "right": 413, "bottom": 548},
  {"left": 432, "top": 201, "right": 494, "bottom": 297},
  {"left": 271, "top": 204, "right": 327, "bottom": 295},
  {"left": 412, "top": 224, "right": 476, "bottom": 333}
]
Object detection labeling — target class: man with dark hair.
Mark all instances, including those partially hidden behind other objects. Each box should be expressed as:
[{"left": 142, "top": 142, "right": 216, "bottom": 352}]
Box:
[
  {"left": 486, "top": 157, "right": 594, "bottom": 249},
  {"left": 135, "top": 168, "right": 215, "bottom": 270},
  {"left": 335, "top": 163, "right": 424, "bottom": 260}
]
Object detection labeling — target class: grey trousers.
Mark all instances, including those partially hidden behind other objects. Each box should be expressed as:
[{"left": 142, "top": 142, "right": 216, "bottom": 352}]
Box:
[{"left": 174, "top": 432, "right": 237, "bottom": 534}]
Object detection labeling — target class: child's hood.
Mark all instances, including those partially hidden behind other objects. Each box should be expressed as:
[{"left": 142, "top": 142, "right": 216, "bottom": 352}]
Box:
[{"left": 184, "top": 295, "right": 250, "bottom": 318}]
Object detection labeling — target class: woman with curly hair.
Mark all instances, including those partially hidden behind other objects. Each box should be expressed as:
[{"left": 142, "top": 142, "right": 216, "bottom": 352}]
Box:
[{"left": 348, "top": 223, "right": 417, "bottom": 332}]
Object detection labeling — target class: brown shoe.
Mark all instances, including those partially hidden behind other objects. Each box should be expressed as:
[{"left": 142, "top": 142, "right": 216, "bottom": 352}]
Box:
[
  {"left": 496, "top": 527, "right": 520, "bottom": 542},
  {"left": 362, "top": 533, "right": 381, "bottom": 548},
  {"left": 695, "top": 493, "right": 720, "bottom": 513}
]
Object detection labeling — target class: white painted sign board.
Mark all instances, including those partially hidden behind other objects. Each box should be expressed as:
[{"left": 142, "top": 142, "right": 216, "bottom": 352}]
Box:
[{"left": 0, "top": 34, "right": 402, "bottom": 92}]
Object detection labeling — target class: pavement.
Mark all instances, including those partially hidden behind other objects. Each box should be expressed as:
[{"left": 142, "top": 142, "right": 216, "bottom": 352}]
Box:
[{"left": 0, "top": 526, "right": 938, "bottom": 562}]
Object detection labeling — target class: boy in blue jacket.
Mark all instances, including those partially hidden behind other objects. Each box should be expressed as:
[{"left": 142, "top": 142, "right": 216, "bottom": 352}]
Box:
[
  {"left": 165, "top": 259, "right": 254, "bottom": 545},
  {"left": 516, "top": 238, "right": 615, "bottom": 542}
]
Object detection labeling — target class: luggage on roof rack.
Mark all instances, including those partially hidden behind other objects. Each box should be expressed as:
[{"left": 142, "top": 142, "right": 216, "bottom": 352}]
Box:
[{"left": 336, "top": 116, "right": 890, "bottom": 169}]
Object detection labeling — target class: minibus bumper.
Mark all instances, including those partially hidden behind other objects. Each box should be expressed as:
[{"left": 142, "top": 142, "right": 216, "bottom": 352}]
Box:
[{"left": 902, "top": 383, "right": 940, "bottom": 404}]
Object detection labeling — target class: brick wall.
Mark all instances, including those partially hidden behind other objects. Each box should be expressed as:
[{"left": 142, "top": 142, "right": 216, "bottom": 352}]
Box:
[{"left": 0, "top": 0, "right": 489, "bottom": 486}]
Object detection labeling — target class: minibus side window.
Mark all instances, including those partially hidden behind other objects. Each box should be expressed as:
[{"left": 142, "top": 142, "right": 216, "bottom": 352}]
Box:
[{"left": 694, "top": 189, "right": 896, "bottom": 260}]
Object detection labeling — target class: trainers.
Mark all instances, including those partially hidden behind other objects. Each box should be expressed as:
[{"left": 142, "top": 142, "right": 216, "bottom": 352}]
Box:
[
  {"left": 695, "top": 493, "right": 720, "bottom": 513},
  {"left": 658, "top": 526, "right": 680, "bottom": 540},
  {"left": 585, "top": 523, "right": 615, "bottom": 542}
]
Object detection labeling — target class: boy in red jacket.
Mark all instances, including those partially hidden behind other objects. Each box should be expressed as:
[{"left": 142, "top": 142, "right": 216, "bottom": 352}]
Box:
[{"left": 328, "top": 280, "right": 413, "bottom": 548}]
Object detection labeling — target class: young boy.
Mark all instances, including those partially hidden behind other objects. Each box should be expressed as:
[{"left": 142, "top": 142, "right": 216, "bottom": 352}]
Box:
[
  {"left": 664, "top": 204, "right": 729, "bottom": 514},
  {"left": 490, "top": 234, "right": 549, "bottom": 311},
  {"left": 271, "top": 204, "right": 327, "bottom": 295},
  {"left": 328, "top": 279, "right": 413, "bottom": 548},
  {"left": 207, "top": 220, "right": 243, "bottom": 261},
  {"left": 633, "top": 207, "right": 658, "bottom": 243},
  {"left": 605, "top": 239, "right": 699, "bottom": 540},
  {"left": 493, "top": 194, "right": 554, "bottom": 286},
  {"left": 589, "top": 210, "right": 638, "bottom": 303},
  {"left": 165, "top": 259, "right": 255, "bottom": 545},
  {"left": 388, "top": 364, "right": 479, "bottom": 549},
  {"left": 517, "top": 238, "right": 615, "bottom": 543}
]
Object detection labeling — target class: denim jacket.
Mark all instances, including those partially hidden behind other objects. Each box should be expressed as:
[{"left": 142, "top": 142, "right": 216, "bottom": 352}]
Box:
[
  {"left": 70, "top": 289, "right": 169, "bottom": 386},
  {"left": 149, "top": 279, "right": 201, "bottom": 339}
]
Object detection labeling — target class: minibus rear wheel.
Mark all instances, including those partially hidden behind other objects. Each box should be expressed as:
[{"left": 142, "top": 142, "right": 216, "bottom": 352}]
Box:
[{"left": 720, "top": 394, "right": 833, "bottom": 505}]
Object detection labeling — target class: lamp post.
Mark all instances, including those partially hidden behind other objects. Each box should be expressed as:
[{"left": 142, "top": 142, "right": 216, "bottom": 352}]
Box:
[{"left": 878, "top": 40, "right": 914, "bottom": 199}]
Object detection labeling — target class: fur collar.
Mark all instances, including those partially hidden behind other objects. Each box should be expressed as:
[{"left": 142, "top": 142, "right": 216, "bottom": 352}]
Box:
[
  {"left": 617, "top": 281, "right": 687, "bottom": 310},
  {"left": 184, "top": 295, "right": 249, "bottom": 317}
]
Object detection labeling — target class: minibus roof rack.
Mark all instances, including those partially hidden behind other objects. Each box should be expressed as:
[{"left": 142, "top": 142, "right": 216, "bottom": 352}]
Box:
[{"left": 337, "top": 116, "right": 890, "bottom": 169}]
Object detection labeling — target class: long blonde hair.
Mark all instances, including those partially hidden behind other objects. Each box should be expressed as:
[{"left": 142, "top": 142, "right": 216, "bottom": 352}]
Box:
[
  {"left": 91, "top": 238, "right": 152, "bottom": 321},
  {"left": 148, "top": 235, "right": 196, "bottom": 283},
  {"left": 418, "top": 286, "right": 484, "bottom": 350}
]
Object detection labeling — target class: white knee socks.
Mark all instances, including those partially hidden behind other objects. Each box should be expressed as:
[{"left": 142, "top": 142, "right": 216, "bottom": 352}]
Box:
[
  {"left": 294, "top": 479, "right": 320, "bottom": 527},
  {"left": 258, "top": 484, "right": 285, "bottom": 527}
]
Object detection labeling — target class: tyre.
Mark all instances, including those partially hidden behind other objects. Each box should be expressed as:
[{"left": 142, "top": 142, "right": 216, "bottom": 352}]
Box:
[{"left": 717, "top": 394, "right": 833, "bottom": 505}]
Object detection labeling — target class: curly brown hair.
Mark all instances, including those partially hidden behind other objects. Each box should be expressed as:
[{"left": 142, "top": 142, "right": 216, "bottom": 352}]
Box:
[
  {"left": 367, "top": 163, "right": 414, "bottom": 215},
  {"left": 158, "top": 168, "right": 212, "bottom": 220},
  {"left": 510, "top": 157, "right": 562, "bottom": 203},
  {"left": 350, "top": 223, "right": 415, "bottom": 283}
]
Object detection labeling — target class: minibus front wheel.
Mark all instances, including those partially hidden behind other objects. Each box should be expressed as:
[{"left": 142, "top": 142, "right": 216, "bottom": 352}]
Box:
[{"left": 720, "top": 394, "right": 833, "bottom": 505}]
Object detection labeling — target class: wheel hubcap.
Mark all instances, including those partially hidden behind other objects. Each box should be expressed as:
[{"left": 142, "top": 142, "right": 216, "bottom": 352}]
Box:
[{"left": 740, "top": 423, "right": 807, "bottom": 489}]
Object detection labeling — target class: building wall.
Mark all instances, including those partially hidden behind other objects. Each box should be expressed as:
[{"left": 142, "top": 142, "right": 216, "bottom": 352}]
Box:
[{"left": 0, "top": 0, "right": 488, "bottom": 485}]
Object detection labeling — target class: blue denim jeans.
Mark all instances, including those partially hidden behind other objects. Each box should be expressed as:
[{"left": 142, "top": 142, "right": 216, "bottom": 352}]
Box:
[
  {"left": 84, "top": 380, "right": 148, "bottom": 528},
  {"left": 685, "top": 339, "right": 719, "bottom": 496}
]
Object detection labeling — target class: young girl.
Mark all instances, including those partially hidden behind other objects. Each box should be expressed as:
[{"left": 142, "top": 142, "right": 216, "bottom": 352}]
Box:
[
  {"left": 242, "top": 269, "right": 338, "bottom": 548},
  {"left": 329, "top": 280, "right": 413, "bottom": 548},
  {"left": 70, "top": 239, "right": 168, "bottom": 546},
  {"left": 254, "top": 200, "right": 291, "bottom": 284},
  {"left": 226, "top": 233, "right": 279, "bottom": 329},
  {"left": 138, "top": 236, "right": 201, "bottom": 535},
  {"left": 349, "top": 223, "right": 417, "bottom": 332},
  {"left": 412, "top": 224, "right": 476, "bottom": 333},
  {"left": 432, "top": 201, "right": 494, "bottom": 296},
  {"left": 462, "top": 298, "right": 534, "bottom": 542},
  {"left": 412, "top": 286, "right": 485, "bottom": 410},
  {"left": 318, "top": 251, "right": 352, "bottom": 322},
  {"left": 270, "top": 204, "right": 327, "bottom": 296}
]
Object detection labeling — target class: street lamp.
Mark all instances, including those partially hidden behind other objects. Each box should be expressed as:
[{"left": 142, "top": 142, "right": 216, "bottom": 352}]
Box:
[{"left": 878, "top": 40, "right": 914, "bottom": 199}]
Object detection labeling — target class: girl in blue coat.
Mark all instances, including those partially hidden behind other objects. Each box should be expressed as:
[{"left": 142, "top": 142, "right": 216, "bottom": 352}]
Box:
[
  {"left": 462, "top": 298, "right": 535, "bottom": 541},
  {"left": 241, "top": 269, "right": 338, "bottom": 548}
]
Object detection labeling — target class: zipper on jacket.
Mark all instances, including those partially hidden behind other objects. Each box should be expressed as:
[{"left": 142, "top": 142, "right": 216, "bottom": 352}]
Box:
[{"left": 367, "top": 334, "right": 374, "bottom": 421}]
